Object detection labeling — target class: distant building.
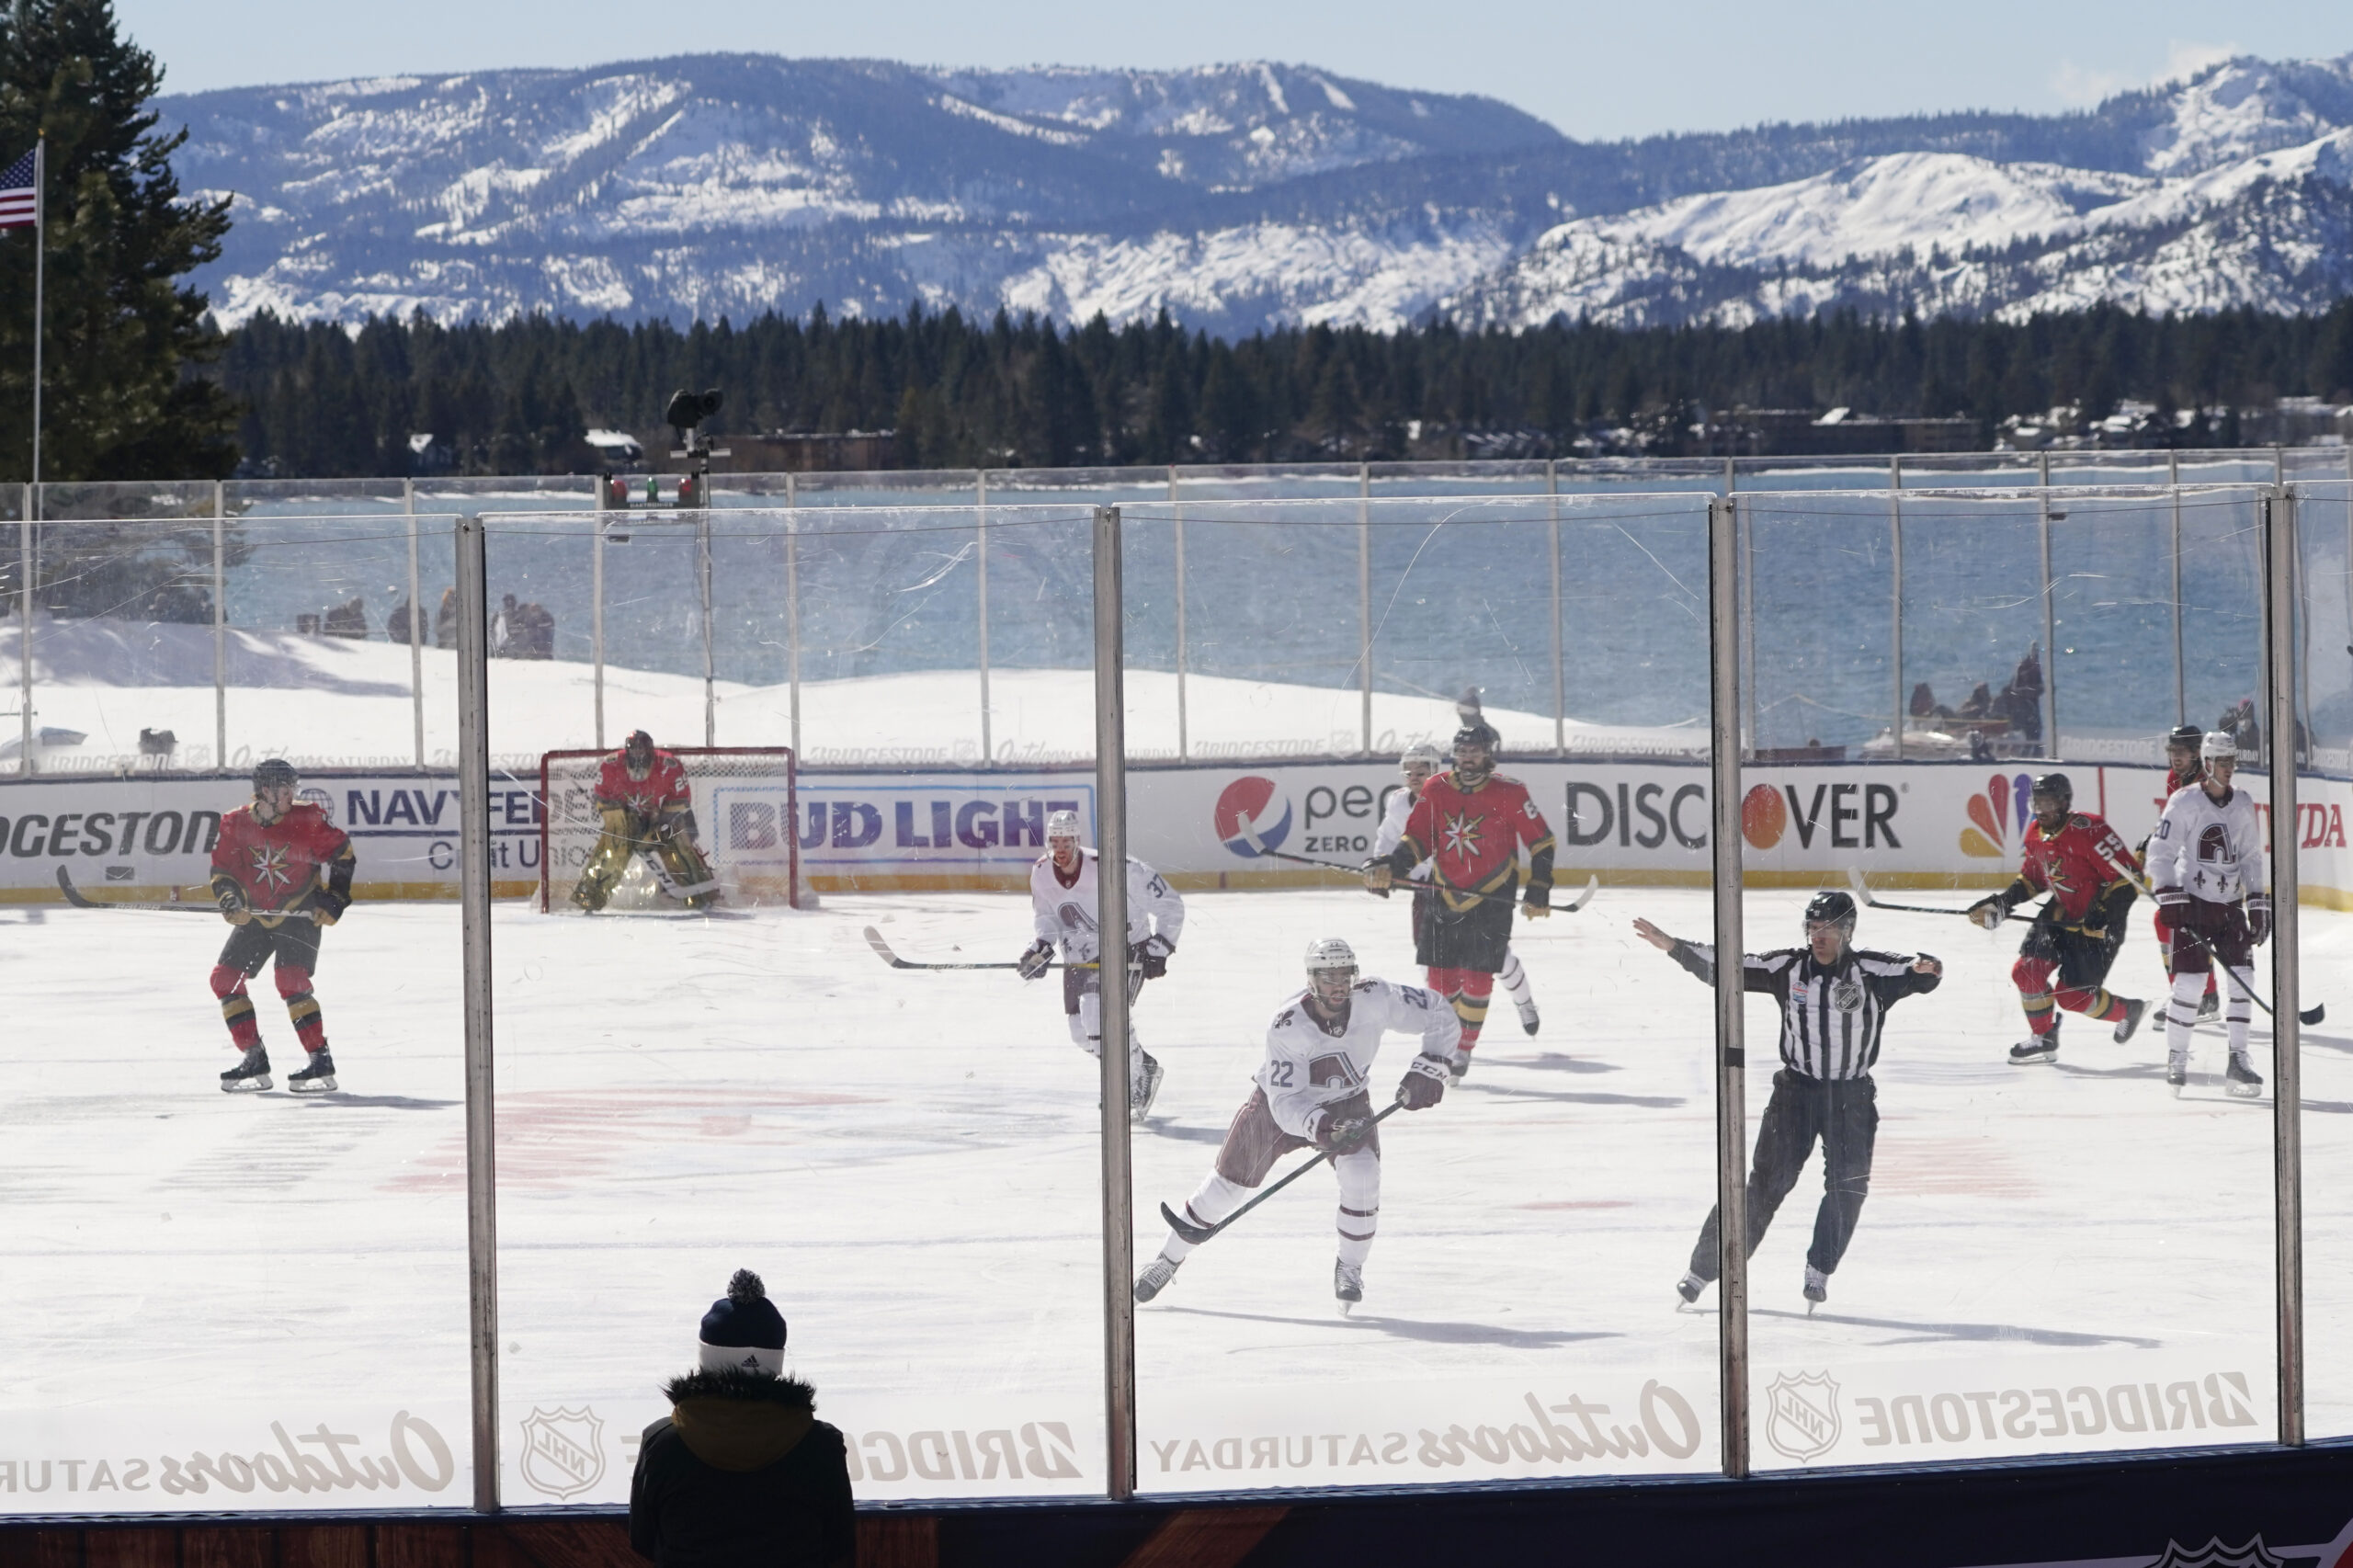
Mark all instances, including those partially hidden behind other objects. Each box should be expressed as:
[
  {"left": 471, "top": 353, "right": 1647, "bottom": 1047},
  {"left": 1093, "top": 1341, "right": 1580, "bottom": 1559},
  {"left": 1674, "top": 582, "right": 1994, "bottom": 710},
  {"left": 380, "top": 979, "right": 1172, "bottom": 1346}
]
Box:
[
  {"left": 1707, "top": 407, "right": 1980, "bottom": 457},
  {"left": 585, "top": 428, "right": 645, "bottom": 465},
  {"left": 631, "top": 429, "right": 898, "bottom": 472}
]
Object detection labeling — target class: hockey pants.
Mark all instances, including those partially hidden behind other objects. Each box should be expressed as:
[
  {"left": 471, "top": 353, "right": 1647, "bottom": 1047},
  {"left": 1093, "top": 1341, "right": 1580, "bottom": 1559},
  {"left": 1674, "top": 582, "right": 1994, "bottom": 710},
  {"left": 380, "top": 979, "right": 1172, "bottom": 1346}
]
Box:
[
  {"left": 1161, "top": 1087, "right": 1379, "bottom": 1267},
  {"left": 2165, "top": 903, "right": 2256, "bottom": 1063},
  {"left": 1688, "top": 1071, "right": 1876, "bottom": 1281},
  {"left": 210, "top": 919, "right": 327, "bottom": 1055},
  {"left": 2153, "top": 905, "right": 2218, "bottom": 1001},
  {"left": 1065, "top": 963, "right": 1146, "bottom": 1075},
  {"left": 1426, "top": 966, "right": 1495, "bottom": 1051},
  {"left": 2012, "top": 915, "right": 2129, "bottom": 1038}
]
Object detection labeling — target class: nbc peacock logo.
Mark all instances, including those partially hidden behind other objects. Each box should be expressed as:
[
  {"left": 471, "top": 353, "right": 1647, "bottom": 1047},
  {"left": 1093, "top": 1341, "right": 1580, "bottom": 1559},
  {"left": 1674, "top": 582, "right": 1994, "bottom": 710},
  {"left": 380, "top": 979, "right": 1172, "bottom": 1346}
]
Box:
[{"left": 1960, "top": 772, "right": 2036, "bottom": 858}]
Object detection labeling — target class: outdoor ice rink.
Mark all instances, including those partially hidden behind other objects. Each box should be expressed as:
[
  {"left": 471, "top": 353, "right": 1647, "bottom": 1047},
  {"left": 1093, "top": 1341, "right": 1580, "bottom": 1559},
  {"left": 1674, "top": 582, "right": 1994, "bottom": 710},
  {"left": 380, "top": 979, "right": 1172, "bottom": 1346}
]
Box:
[{"left": 8, "top": 881, "right": 2350, "bottom": 1500}]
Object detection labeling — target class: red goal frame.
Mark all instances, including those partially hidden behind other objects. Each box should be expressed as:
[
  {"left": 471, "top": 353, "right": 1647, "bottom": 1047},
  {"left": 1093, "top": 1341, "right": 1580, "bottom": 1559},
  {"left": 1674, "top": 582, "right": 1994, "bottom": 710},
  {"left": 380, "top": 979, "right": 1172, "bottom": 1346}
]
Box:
[{"left": 538, "top": 745, "right": 801, "bottom": 912}]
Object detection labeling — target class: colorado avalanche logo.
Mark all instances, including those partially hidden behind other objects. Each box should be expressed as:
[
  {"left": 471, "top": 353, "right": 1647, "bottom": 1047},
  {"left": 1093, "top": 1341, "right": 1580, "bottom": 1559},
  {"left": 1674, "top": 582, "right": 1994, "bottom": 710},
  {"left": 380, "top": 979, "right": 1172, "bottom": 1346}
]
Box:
[
  {"left": 246, "top": 844, "right": 295, "bottom": 893},
  {"left": 1215, "top": 777, "right": 1291, "bottom": 858}
]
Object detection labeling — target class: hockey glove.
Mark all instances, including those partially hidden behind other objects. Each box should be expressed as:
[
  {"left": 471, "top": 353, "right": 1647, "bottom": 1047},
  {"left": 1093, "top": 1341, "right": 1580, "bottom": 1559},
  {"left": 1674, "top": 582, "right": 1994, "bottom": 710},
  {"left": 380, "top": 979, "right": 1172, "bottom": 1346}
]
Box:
[
  {"left": 1313, "top": 1108, "right": 1376, "bottom": 1155},
  {"left": 1016, "top": 939, "right": 1055, "bottom": 981},
  {"left": 1397, "top": 1053, "right": 1449, "bottom": 1110},
  {"left": 215, "top": 884, "right": 252, "bottom": 926},
  {"left": 2154, "top": 884, "right": 2190, "bottom": 916},
  {"left": 1965, "top": 893, "right": 2013, "bottom": 931},
  {"left": 1132, "top": 934, "right": 1174, "bottom": 980},
  {"left": 2248, "top": 894, "right": 2272, "bottom": 947},
  {"left": 1522, "top": 889, "right": 1552, "bottom": 920},
  {"left": 1362, "top": 859, "right": 1393, "bottom": 897},
  {"left": 309, "top": 891, "right": 348, "bottom": 927}
]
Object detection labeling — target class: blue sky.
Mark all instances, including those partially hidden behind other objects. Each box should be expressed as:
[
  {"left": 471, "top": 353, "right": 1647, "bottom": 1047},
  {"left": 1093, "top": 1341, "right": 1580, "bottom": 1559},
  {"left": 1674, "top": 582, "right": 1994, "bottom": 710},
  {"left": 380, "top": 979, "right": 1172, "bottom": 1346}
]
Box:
[{"left": 119, "top": 0, "right": 2350, "bottom": 140}]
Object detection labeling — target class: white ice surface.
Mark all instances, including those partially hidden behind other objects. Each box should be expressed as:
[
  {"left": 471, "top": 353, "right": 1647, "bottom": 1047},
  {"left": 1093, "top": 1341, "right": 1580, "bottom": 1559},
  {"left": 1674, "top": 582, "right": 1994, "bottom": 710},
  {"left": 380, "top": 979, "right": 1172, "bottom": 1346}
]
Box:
[{"left": 4, "top": 886, "right": 2349, "bottom": 1506}]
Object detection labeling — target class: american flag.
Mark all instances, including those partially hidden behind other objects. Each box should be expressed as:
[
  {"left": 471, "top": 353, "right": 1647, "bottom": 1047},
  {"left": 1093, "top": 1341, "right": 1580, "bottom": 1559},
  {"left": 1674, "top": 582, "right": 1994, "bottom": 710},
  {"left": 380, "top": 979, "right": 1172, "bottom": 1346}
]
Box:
[{"left": 0, "top": 148, "right": 37, "bottom": 229}]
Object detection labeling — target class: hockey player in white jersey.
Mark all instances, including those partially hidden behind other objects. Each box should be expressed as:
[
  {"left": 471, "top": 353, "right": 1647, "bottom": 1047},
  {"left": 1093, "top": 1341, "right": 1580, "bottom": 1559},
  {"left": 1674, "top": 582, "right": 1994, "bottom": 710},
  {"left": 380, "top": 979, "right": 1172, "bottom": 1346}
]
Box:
[
  {"left": 2148, "top": 732, "right": 2268, "bottom": 1097},
  {"left": 1375, "top": 743, "right": 1542, "bottom": 1036},
  {"left": 1131, "top": 937, "right": 1461, "bottom": 1312},
  {"left": 1018, "top": 810, "right": 1186, "bottom": 1119}
]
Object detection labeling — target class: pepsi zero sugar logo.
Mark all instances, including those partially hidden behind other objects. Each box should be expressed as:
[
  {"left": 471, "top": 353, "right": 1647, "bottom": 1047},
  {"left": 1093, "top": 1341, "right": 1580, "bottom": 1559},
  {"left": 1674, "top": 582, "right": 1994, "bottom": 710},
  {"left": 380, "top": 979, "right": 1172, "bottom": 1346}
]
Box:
[{"left": 1216, "top": 777, "right": 1291, "bottom": 858}]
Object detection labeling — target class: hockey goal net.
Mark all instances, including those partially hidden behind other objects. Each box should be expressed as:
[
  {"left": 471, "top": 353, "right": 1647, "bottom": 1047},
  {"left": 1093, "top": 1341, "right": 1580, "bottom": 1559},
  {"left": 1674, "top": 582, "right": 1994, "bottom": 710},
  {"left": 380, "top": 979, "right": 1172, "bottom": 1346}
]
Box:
[{"left": 539, "top": 746, "right": 804, "bottom": 912}]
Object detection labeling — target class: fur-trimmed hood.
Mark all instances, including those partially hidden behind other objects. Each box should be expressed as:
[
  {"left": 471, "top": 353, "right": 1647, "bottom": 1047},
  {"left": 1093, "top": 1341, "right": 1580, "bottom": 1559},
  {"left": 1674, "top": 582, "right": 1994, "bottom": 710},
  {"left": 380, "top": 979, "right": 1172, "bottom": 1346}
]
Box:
[{"left": 660, "top": 1368, "right": 818, "bottom": 1472}]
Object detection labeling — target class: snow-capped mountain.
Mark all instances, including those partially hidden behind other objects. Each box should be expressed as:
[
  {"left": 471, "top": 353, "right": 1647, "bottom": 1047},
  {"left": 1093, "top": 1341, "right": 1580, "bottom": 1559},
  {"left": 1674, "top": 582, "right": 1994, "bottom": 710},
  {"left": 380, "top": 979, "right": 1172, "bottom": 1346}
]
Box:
[{"left": 159, "top": 51, "right": 2353, "bottom": 335}]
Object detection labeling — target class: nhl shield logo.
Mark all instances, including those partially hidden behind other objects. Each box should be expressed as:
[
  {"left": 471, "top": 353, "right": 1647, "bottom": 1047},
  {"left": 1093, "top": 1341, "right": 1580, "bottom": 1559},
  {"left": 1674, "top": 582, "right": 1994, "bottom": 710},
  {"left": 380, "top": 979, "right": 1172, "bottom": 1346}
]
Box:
[
  {"left": 518, "top": 1406, "right": 607, "bottom": 1499},
  {"left": 1829, "top": 979, "right": 1864, "bottom": 1013},
  {"left": 1764, "top": 1371, "right": 1841, "bottom": 1462}
]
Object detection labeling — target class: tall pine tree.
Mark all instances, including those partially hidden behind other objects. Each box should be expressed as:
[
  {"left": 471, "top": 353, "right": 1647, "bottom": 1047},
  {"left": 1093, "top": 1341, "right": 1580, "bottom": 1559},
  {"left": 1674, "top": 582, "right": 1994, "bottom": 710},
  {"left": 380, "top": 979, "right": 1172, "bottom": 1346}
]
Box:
[{"left": 0, "top": 0, "right": 236, "bottom": 483}]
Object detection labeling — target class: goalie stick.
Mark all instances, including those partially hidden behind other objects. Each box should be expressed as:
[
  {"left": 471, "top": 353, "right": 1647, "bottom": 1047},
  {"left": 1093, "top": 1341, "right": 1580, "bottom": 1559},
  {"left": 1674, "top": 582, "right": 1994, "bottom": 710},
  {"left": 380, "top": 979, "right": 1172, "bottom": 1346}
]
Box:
[
  {"left": 1260, "top": 848, "right": 1599, "bottom": 914},
  {"left": 861, "top": 926, "right": 1097, "bottom": 971},
  {"left": 1845, "top": 868, "right": 2029, "bottom": 923},
  {"left": 1159, "top": 1101, "right": 1406, "bottom": 1247}
]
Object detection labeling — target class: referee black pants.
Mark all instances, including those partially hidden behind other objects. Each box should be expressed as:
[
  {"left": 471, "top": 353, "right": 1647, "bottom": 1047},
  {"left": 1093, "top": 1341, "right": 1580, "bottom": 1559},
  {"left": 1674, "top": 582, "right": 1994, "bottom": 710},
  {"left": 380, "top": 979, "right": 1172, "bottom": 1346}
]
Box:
[{"left": 1688, "top": 1069, "right": 1878, "bottom": 1281}]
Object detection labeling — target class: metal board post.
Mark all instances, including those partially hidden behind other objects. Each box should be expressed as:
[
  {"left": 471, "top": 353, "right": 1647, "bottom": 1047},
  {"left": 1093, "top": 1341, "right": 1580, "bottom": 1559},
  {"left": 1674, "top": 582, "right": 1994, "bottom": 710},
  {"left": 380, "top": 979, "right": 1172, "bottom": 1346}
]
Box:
[
  {"left": 1707, "top": 494, "right": 1749, "bottom": 1478},
  {"left": 212, "top": 484, "right": 226, "bottom": 774},
  {"left": 699, "top": 509, "right": 715, "bottom": 746},
  {"left": 1890, "top": 458, "right": 1904, "bottom": 760},
  {"left": 2265, "top": 487, "right": 2303, "bottom": 1446},
  {"left": 978, "top": 472, "right": 992, "bottom": 766},
  {"left": 17, "top": 488, "right": 30, "bottom": 776},
  {"left": 2171, "top": 451, "right": 2185, "bottom": 727},
  {"left": 1171, "top": 465, "right": 1188, "bottom": 764},
  {"left": 1358, "top": 463, "right": 1372, "bottom": 756},
  {"left": 2039, "top": 487, "right": 2059, "bottom": 757},
  {"left": 1091, "top": 505, "right": 1138, "bottom": 1499},
  {"left": 452, "top": 514, "right": 502, "bottom": 1510},
  {"left": 592, "top": 506, "right": 607, "bottom": 751},
  {"left": 404, "top": 481, "right": 425, "bottom": 767},
  {"left": 1550, "top": 459, "right": 1565, "bottom": 756},
  {"left": 786, "top": 473, "right": 801, "bottom": 765}
]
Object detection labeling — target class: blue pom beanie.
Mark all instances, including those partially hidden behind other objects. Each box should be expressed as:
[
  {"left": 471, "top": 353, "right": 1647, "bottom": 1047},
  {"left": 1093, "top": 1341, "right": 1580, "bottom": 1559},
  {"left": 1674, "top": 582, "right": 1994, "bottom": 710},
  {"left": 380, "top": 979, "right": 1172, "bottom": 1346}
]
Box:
[{"left": 699, "top": 1269, "right": 787, "bottom": 1375}]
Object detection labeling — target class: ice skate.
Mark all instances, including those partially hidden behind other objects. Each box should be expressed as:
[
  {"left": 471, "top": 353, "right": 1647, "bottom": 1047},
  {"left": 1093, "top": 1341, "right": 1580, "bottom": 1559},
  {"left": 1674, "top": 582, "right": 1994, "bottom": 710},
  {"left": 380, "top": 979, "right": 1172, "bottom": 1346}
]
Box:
[
  {"left": 1516, "top": 998, "right": 1540, "bottom": 1037},
  {"left": 1803, "top": 1265, "right": 1828, "bottom": 1312},
  {"left": 288, "top": 1050, "right": 338, "bottom": 1095},
  {"left": 2167, "top": 1051, "right": 2188, "bottom": 1096},
  {"left": 2226, "top": 1055, "right": 2263, "bottom": 1099},
  {"left": 1334, "top": 1259, "right": 1364, "bottom": 1314},
  {"left": 220, "top": 1045, "right": 273, "bottom": 1093},
  {"left": 2112, "top": 997, "right": 2147, "bottom": 1044},
  {"left": 1675, "top": 1271, "right": 1706, "bottom": 1309},
  {"left": 1133, "top": 1254, "right": 1182, "bottom": 1303},
  {"left": 1446, "top": 1049, "right": 1473, "bottom": 1083},
  {"left": 1131, "top": 1052, "right": 1165, "bottom": 1123},
  {"left": 2007, "top": 1034, "right": 2058, "bottom": 1065}
]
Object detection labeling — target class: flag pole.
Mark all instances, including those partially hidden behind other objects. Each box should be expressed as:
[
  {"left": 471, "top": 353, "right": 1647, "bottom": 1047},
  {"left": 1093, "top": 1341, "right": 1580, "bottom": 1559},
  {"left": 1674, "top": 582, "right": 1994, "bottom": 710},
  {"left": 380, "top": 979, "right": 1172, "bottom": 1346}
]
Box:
[{"left": 29, "top": 132, "right": 41, "bottom": 502}]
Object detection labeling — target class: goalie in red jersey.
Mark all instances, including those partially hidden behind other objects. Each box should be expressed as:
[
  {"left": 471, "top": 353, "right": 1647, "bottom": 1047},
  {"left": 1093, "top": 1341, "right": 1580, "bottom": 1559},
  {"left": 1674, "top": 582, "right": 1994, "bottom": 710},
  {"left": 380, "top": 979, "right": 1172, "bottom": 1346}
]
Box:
[
  {"left": 571, "top": 730, "right": 719, "bottom": 912},
  {"left": 1965, "top": 772, "right": 2150, "bottom": 1065},
  {"left": 210, "top": 759, "right": 356, "bottom": 1094},
  {"left": 1365, "top": 716, "right": 1555, "bottom": 1080}
]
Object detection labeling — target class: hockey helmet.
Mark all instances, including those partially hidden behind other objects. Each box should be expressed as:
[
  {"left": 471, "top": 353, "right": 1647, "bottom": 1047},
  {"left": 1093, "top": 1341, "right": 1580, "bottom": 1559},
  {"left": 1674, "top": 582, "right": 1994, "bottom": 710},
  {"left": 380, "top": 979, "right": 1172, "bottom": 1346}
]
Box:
[
  {"left": 1399, "top": 742, "right": 1442, "bottom": 779},
  {"left": 2029, "top": 772, "right": 2074, "bottom": 818},
  {"left": 1803, "top": 889, "right": 1858, "bottom": 938},
  {"left": 2201, "top": 731, "right": 2239, "bottom": 763},
  {"left": 253, "top": 757, "right": 298, "bottom": 792},
  {"left": 2165, "top": 723, "right": 2204, "bottom": 755},
  {"left": 1045, "top": 809, "right": 1084, "bottom": 843},
  {"left": 1451, "top": 720, "right": 1500, "bottom": 784},
  {"left": 1304, "top": 937, "right": 1358, "bottom": 1005}
]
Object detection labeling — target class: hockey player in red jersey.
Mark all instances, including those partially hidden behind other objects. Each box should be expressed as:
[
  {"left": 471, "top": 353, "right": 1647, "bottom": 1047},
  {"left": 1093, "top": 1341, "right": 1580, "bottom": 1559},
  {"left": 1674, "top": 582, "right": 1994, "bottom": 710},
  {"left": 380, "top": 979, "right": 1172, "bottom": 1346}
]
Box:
[
  {"left": 2144, "top": 724, "right": 2220, "bottom": 1022},
  {"left": 1966, "top": 773, "right": 2148, "bottom": 1065},
  {"left": 210, "top": 758, "right": 356, "bottom": 1093},
  {"left": 1365, "top": 718, "right": 1555, "bottom": 1079},
  {"left": 572, "top": 730, "right": 719, "bottom": 912}
]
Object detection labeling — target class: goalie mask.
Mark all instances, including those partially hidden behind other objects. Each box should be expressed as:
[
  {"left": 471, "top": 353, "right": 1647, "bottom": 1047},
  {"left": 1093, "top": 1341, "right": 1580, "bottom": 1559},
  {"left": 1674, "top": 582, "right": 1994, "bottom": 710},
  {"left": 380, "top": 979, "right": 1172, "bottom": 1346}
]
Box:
[
  {"left": 623, "top": 730, "right": 655, "bottom": 780},
  {"left": 1304, "top": 937, "right": 1358, "bottom": 1009}
]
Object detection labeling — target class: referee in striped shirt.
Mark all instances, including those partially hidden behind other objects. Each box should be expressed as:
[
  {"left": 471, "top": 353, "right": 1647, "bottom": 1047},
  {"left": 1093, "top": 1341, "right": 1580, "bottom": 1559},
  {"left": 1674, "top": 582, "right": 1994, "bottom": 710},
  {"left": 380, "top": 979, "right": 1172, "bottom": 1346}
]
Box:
[{"left": 1635, "top": 890, "right": 1941, "bottom": 1309}]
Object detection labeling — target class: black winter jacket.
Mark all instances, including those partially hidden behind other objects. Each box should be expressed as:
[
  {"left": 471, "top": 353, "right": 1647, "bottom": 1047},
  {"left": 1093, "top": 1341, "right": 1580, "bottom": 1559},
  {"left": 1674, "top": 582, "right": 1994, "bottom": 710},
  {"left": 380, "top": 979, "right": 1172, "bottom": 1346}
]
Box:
[{"left": 629, "top": 1369, "right": 855, "bottom": 1568}]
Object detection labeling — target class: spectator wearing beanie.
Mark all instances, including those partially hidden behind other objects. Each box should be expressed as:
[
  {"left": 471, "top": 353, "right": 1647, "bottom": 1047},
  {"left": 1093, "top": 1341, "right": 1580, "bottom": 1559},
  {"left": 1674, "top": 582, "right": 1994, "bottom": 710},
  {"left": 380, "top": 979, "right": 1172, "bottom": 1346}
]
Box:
[{"left": 629, "top": 1270, "right": 854, "bottom": 1568}]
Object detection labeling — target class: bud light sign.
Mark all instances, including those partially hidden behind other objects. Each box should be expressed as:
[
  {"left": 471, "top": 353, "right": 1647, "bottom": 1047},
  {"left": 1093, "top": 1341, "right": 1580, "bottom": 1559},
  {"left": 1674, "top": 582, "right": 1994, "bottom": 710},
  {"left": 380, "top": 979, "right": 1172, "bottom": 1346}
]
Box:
[{"left": 794, "top": 778, "right": 1094, "bottom": 870}]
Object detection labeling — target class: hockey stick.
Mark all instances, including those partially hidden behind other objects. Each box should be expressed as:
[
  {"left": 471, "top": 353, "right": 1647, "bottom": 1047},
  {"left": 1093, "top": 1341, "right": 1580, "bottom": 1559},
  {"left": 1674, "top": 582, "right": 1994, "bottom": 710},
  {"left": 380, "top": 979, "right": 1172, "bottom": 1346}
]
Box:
[
  {"left": 56, "top": 866, "right": 228, "bottom": 914},
  {"left": 1260, "top": 847, "right": 1599, "bottom": 914},
  {"left": 2119, "top": 869, "right": 2324, "bottom": 1026},
  {"left": 1845, "top": 868, "right": 2030, "bottom": 923},
  {"left": 860, "top": 926, "right": 1098, "bottom": 971},
  {"left": 1159, "top": 1101, "right": 1406, "bottom": 1246}
]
